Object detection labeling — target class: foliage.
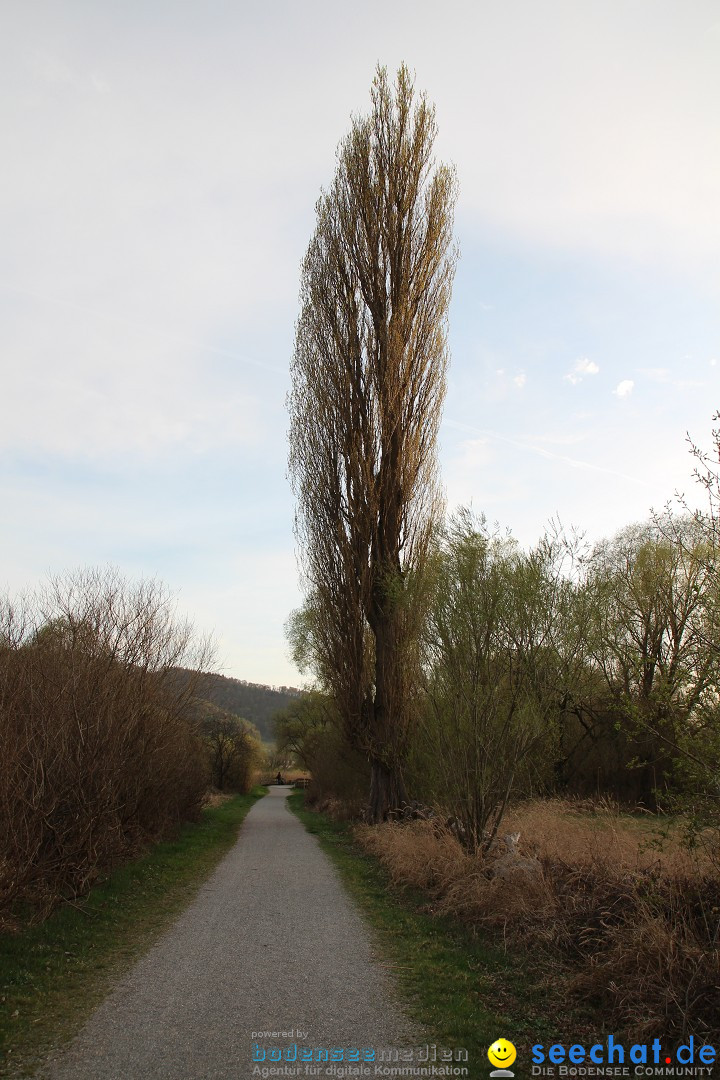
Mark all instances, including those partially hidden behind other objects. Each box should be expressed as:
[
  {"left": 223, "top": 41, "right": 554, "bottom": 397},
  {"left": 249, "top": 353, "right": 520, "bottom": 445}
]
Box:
[
  {"left": 196, "top": 703, "right": 262, "bottom": 793},
  {"left": 684, "top": 410, "right": 720, "bottom": 555},
  {"left": 287, "top": 502, "right": 720, "bottom": 853},
  {"left": 582, "top": 518, "right": 720, "bottom": 809},
  {"left": 273, "top": 690, "right": 331, "bottom": 770},
  {"left": 658, "top": 414, "right": 720, "bottom": 835},
  {"left": 412, "top": 510, "right": 588, "bottom": 850},
  {"left": 273, "top": 690, "right": 369, "bottom": 813}
]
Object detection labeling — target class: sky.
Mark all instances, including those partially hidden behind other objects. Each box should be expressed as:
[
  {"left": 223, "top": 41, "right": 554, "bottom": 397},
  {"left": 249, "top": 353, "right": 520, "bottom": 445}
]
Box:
[{"left": 1, "top": 0, "right": 718, "bottom": 687}]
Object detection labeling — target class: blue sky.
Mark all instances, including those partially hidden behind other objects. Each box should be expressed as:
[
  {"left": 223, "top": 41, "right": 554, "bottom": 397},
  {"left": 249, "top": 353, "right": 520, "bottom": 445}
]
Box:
[{"left": 1, "top": 1, "right": 718, "bottom": 686}]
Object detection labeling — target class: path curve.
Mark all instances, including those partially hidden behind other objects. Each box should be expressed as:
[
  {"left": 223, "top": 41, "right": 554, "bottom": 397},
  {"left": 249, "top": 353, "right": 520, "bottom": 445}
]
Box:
[{"left": 39, "top": 787, "right": 422, "bottom": 1079}]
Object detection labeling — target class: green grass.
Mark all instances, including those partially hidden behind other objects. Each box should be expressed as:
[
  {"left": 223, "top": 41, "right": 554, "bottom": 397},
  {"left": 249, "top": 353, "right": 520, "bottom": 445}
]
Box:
[
  {"left": 0, "top": 788, "right": 266, "bottom": 1078},
  {"left": 288, "top": 792, "right": 602, "bottom": 1080}
]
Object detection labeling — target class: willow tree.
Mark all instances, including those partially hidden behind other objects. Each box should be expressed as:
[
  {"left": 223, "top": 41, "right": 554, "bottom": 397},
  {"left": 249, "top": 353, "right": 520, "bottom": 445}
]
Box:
[{"left": 288, "top": 65, "right": 457, "bottom": 821}]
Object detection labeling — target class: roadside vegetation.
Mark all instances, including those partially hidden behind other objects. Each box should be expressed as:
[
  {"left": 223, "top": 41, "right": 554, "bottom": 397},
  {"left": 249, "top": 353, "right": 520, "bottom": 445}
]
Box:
[
  {"left": 0, "top": 789, "right": 265, "bottom": 1077},
  {"left": 0, "top": 567, "right": 263, "bottom": 930},
  {"left": 283, "top": 501, "right": 720, "bottom": 1042},
  {"left": 357, "top": 799, "right": 719, "bottom": 1042},
  {"left": 282, "top": 419, "right": 720, "bottom": 1042}
]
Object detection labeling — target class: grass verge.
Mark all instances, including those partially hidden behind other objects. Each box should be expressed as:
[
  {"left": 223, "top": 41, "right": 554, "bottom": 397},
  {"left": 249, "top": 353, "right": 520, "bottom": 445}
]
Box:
[
  {"left": 0, "top": 787, "right": 266, "bottom": 1078},
  {"left": 288, "top": 792, "right": 605, "bottom": 1080}
]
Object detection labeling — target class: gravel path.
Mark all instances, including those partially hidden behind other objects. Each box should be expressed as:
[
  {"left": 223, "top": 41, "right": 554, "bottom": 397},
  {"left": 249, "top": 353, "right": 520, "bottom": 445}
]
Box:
[{"left": 39, "top": 787, "right": 423, "bottom": 1079}]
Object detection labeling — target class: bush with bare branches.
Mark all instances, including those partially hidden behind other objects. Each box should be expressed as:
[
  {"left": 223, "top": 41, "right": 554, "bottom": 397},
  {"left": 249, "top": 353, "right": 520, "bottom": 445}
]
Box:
[{"left": 0, "top": 568, "right": 211, "bottom": 924}]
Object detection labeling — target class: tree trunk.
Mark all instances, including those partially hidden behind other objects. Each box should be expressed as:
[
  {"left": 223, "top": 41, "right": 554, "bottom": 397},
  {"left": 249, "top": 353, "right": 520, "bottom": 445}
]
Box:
[
  {"left": 367, "top": 757, "right": 406, "bottom": 823},
  {"left": 366, "top": 588, "right": 408, "bottom": 823}
]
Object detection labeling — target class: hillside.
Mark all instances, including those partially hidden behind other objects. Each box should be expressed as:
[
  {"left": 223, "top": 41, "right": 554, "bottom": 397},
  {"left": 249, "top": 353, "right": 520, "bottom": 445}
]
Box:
[{"left": 172, "top": 669, "right": 302, "bottom": 743}]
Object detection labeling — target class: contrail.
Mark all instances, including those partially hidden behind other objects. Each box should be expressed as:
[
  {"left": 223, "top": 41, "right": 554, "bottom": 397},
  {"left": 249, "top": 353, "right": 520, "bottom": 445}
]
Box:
[{"left": 444, "top": 417, "right": 650, "bottom": 487}]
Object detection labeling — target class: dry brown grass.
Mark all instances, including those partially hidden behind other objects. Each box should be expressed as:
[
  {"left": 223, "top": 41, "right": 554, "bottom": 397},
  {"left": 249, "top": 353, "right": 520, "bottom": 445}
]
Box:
[
  {"left": 503, "top": 797, "right": 713, "bottom": 875},
  {"left": 308, "top": 792, "right": 368, "bottom": 821},
  {"left": 202, "top": 790, "right": 234, "bottom": 808},
  {"left": 355, "top": 798, "right": 720, "bottom": 1040}
]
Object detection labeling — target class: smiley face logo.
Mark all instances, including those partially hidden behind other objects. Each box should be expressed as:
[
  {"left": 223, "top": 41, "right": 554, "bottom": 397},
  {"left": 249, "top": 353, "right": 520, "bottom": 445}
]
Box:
[{"left": 488, "top": 1039, "right": 517, "bottom": 1070}]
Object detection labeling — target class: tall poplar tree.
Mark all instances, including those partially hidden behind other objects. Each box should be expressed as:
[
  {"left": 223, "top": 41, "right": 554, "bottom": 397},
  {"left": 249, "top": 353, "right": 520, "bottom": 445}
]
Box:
[{"left": 288, "top": 65, "right": 457, "bottom": 821}]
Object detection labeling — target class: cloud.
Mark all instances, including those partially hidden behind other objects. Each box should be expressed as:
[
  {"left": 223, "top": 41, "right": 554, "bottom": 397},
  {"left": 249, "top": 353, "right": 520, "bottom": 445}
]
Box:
[
  {"left": 1, "top": 1, "right": 717, "bottom": 688},
  {"left": 564, "top": 357, "right": 600, "bottom": 385},
  {"left": 710, "top": 358, "right": 718, "bottom": 367},
  {"left": 614, "top": 380, "right": 635, "bottom": 399},
  {"left": 445, "top": 419, "right": 647, "bottom": 487}
]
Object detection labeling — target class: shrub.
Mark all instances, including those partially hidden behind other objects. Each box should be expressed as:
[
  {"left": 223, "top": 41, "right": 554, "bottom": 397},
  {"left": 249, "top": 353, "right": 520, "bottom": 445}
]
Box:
[
  {"left": 199, "top": 704, "right": 262, "bottom": 793},
  {"left": 0, "top": 569, "right": 211, "bottom": 924}
]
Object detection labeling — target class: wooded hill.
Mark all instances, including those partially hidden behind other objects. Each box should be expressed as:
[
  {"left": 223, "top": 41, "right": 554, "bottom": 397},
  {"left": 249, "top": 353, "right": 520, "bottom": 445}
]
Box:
[{"left": 172, "top": 669, "right": 302, "bottom": 742}]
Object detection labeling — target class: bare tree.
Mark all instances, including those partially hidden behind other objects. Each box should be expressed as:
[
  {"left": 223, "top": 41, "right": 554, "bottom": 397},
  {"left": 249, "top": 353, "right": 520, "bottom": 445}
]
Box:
[{"left": 288, "top": 65, "right": 457, "bottom": 821}]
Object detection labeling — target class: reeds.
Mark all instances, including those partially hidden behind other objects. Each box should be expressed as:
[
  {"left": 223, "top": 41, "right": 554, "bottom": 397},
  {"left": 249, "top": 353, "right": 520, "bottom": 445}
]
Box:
[{"left": 356, "top": 798, "right": 720, "bottom": 1040}]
